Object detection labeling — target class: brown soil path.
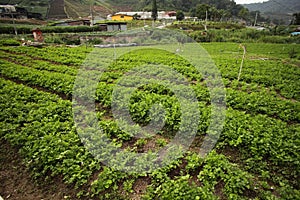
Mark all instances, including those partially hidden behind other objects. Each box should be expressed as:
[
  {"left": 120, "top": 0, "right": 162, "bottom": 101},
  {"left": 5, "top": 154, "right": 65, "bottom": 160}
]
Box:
[{"left": 0, "top": 139, "right": 78, "bottom": 200}]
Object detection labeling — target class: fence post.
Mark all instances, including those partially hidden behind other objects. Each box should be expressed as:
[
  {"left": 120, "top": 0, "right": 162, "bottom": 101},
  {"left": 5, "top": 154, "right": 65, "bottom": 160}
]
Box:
[{"left": 238, "top": 44, "right": 246, "bottom": 82}]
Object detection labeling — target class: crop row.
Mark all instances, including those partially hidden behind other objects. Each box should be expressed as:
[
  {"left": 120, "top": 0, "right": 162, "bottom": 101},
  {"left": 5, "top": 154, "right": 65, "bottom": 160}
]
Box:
[
  {"left": 103, "top": 77, "right": 300, "bottom": 189},
  {"left": 1, "top": 78, "right": 299, "bottom": 199},
  {"left": 1, "top": 48, "right": 293, "bottom": 175},
  {"left": 0, "top": 78, "right": 99, "bottom": 190},
  {"left": 0, "top": 59, "right": 74, "bottom": 96},
  {"left": 217, "top": 57, "right": 300, "bottom": 100},
  {"left": 0, "top": 50, "right": 78, "bottom": 76},
  {"left": 0, "top": 44, "right": 299, "bottom": 193},
  {"left": 2, "top": 43, "right": 299, "bottom": 102},
  {"left": 116, "top": 46, "right": 300, "bottom": 101},
  {"left": 0, "top": 46, "right": 90, "bottom": 66},
  {"left": 2, "top": 43, "right": 299, "bottom": 101},
  {"left": 1, "top": 55, "right": 298, "bottom": 127},
  {"left": 1, "top": 46, "right": 299, "bottom": 125}
]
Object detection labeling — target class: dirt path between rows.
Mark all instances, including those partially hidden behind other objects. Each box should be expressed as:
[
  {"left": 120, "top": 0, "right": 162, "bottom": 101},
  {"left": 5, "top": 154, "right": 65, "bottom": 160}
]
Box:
[{"left": 0, "top": 139, "right": 78, "bottom": 200}]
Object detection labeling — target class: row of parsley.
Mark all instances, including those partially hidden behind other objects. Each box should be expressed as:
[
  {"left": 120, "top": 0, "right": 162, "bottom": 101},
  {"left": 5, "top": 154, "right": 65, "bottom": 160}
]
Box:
[
  {"left": 0, "top": 48, "right": 298, "bottom": 123},
  {"left": 1, "top": 50, "right": 298, "bottom": 198},
  {"left": 2, "top": 78, "right": 299, "bottom": 199}
]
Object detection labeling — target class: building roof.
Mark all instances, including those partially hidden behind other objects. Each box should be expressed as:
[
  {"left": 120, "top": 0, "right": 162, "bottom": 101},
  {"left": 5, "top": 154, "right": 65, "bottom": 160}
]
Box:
[
  {"left": 114, "top": 11, "right": 176, "bottom": 20},
  {"left": 112, "top": 13, "right": 133, "bottom": 17},
  {"left": 291, "top": 32, "right": 300, "bottom": 36},
  {"left": 0, "top": 5, "right": 16, "bottom": 12}
]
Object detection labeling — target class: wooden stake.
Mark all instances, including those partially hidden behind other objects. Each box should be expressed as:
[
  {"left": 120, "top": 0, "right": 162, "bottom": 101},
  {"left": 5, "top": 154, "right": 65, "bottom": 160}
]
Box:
[{"left": 238, "top": 44, "right": 246, "bottom": 82}]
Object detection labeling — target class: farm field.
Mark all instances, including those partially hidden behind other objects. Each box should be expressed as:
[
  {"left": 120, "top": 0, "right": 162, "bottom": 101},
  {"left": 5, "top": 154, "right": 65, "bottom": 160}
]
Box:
[
  {"left": 48, "top": 0, "right": 68, "bottom": 19},
  {"left": 0, "top": 42, "right": 299, "bottom": 199}
]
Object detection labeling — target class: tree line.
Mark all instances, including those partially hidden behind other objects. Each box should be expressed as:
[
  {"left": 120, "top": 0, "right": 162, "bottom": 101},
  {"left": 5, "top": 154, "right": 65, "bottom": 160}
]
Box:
[{"left": 148, "top": 0, "right": 269, "bottom": 25}]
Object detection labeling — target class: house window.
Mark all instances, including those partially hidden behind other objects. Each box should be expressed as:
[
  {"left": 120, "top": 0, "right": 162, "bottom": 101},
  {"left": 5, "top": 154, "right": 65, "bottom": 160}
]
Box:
[{"left": 121, "top": 15, "right": 124, "bottom": 18}]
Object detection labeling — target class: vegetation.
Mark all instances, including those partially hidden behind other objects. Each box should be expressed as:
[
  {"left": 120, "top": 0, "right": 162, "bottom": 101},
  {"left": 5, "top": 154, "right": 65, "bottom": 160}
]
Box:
[
  {"left": 0, "top": 0, "right": 297, "bottom": 25},
  {"left": 292, "top": 13, "right": 300, "bottom": 25},
  {"left": 176, "top": 10, "right": 185, "bottom": 21},
  {"left": 151, "top": 0, "right": 158, "bottom": 21},
  {"left": 0, "top": 0, "right": 114, "bottom": 18},
  {"left": 167, "top": 22, "right": 299, "bottom": 44},
  {"left": 0, "top": 0, "right": 246, "bottom": 21},
  {"left": 0, "top": 39, "right": 299, "bottom": 199},
  {"left": 0, "top": 1, "right": 299, "bottom": 198},
  {"left": 0, "top": 24, "right": 106, "bottom": 34},
  {"left": 188, "top": 29, "right": 300, "bottom": 43},
  {"left": 0, "top": 38, "right": 20, "bottom": 46},
  {"left": 243, "top": 0, "right": 300, "bottom": 15},
  {"left": 243, "top": 0, "right": 300, "bottom": 25}
]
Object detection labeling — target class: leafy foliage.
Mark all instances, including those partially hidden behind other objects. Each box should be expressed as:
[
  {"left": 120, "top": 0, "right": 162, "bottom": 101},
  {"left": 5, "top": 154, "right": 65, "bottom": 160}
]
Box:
[{"left": 0, "top": 43, "right": 299, "bottom": 199}]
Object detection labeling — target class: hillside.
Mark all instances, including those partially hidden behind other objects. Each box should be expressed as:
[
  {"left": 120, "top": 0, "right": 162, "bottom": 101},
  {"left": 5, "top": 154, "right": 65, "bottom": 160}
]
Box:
[
  {"left": 243, "top": 0, "right": 300, "bottom": 14},
  {"left": 64, "top": 0, "right": 115, "bottom": 19},
  {"left": 48, "top": 0, "right": 67, "bottom": 19},
  {"left": 0, "top": 0, "right": 115, "bottom": 18},
  {"left": 243, "top": 0, "right": 300, "bottom": 24},
  {"left": 0, "top": 0, "right": 245, "bottom": 19},
  {"left": 0, "top": 0, "right": 49, "bottom": 17},
  {"left": 106, "top": 0, "right": 242, "bottom": 13}
]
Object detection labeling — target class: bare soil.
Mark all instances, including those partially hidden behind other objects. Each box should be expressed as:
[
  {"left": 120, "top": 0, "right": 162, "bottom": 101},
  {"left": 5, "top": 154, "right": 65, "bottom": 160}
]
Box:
[{"left": 0, "top": 139, "right": 79, "bottom": 200}]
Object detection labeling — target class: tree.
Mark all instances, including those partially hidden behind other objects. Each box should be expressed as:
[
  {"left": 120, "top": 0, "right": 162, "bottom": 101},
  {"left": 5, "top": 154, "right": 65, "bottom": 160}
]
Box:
[
  {"left": 194, "top": 4, "right": 211, "bottom": 20},
  {"left": 249, "top": 11, "right": 267, "bottom": 25},
  {"left": 176, "top": 10, "right": 185, "bottom": 21},
  {"left": 152, "top": 0, "right": 158, "bottom": 21},
  {"left": 209, "top": 6, "right": 219, "bottom": 21},
  {"left": 231, "top": 4, "right": 244, "bottom": 17},
  {"left": 238, "top": 8, "right": 249, "bottom": 21},
  {"left": 219, "top": 9, "right": 231, "bottom": 21}
]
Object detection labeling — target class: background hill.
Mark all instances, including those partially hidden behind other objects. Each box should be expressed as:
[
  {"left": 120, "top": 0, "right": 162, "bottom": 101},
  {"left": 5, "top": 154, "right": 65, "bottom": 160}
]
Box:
[
  {"left": 0, "top": 0, "right": 49, "bottom": 17},
  {"left": 243, "top": 0, "right": 300, "bottom": 24},
  {"left": 3, "top": 0, "right": 297, "bottom": 23},
  {"left": 0, "top": 0, "right": 243, "bottom": 19},
  {"left": 0, "top": 0, "right": 115, "bottom": 19},
  {"left": 107, "top": 0, "right": 242, "bottom": 13}
]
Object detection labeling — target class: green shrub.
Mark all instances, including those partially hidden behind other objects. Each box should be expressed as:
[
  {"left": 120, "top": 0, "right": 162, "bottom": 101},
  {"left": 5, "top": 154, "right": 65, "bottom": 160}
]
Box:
[
  {"left": 87, "top": 38, "right": 103, "bottom": 45},
  {"left": 42, "top": 25, "right": 103, "bottom": 33},
  {"left": 44, "top": 35, "right": 64, "bottom": 44},
  {"left": 0, "top": 39, "right": 20, "bottom": 46},
  {"left": 63, "top": 38, "right": 80, "bottom": 45},
  {"left": 0, "top": 25, "right": 104, "bottom": 34},
  {"left": 288, "top": 48, "right": 298, "bottom": 59},
  {"left": 0, "top": 26, "right": 31, "bottom": 34},
  {"left": 259, "top": 36, "right": 300, "bottom": 44},
  {"left": 189, "top": 31, "right": 212, "bottom": 42},
  {"left": 188, "top": 28, "right": 298, "bottom": 43}
]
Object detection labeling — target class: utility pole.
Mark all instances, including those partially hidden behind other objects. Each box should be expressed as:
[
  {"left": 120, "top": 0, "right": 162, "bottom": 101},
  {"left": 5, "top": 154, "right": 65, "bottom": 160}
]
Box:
[
  {"left": 9, "top": 7, "right": 17, "bottom": 35},
  {"left": 254, "top": 12, "right": 258, "bottom": 26},
  {"left": 90, "top": 0, "right": 94, "bottom": 26},
  {"left": 152, "top": 0, "right": 158, "bottom": 27},
  {"left": 204, "top": 10, "right": 208, "bottom": 31}
]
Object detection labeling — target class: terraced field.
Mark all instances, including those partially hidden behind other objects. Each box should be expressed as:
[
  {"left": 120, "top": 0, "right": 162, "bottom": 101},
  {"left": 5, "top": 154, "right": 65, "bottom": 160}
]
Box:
[
  {"left": 64, "top": 0, "right": 114, "bottom": 18},
  {"left": 0, "top": 0, "right": 115, "bottom": 19},
  {"left": 48, "top": 0, "right": 67, "bottom": 19},
  {"left": 0, "top": 41, "right": 299, "bottom": 199}
]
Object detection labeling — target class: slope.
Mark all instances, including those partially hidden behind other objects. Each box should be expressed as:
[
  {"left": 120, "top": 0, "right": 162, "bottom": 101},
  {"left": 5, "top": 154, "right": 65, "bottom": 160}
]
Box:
[
  {"left": 243, "top": 0, "right": 300, "bottom": 14},
  {"left": 0, "top": 0, "right": 49, "bottom": 18},
  {"left": 0, "top": 0, "right": 115, "bottom": 19},
  {"left": 243, "top": 0, "right": 300, "bottom": 24},
  {"left": 0, "top": 0, "right": 246, "bottom": 19},
  {"left": 48, "top": 0, "right": 67, "bottom": 19},
  {"left": 64, "top": 0, "right": 115, "bottom": 18}
]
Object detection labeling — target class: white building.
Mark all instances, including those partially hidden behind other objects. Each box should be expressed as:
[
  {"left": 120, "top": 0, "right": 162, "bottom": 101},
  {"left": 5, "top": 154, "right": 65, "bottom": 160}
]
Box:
[{"left": 110, "top": 11, "right": 177, "bottom": 20}]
